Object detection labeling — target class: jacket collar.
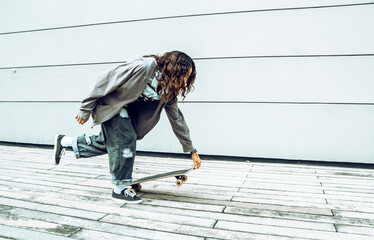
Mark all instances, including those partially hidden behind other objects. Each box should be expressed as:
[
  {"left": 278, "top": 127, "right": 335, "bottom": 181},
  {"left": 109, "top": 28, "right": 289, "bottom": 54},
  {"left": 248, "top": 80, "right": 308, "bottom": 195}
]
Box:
[{"left": 141, "top": 56, "right": 157, "bottom": 80}]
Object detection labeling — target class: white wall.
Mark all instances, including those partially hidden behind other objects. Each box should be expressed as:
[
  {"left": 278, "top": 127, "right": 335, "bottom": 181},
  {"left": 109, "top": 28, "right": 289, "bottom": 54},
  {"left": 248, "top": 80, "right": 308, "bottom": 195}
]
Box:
[{"left": 1, "top": 0, "right": 374, "bottom": 163}]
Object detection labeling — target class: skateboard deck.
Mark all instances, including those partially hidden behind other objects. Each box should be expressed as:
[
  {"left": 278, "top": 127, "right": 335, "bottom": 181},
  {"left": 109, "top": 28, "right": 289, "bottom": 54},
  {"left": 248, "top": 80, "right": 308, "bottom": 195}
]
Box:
[{"left": 127, "top": 167, "right": 194, "bottom": 191}]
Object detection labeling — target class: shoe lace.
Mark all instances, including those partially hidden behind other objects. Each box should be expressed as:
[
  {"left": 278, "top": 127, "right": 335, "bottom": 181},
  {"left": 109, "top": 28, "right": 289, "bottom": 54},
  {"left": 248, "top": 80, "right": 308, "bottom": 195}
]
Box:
[
  {"left": 124, "top": 188, "right": 136, "bottom": 199},
  {"left": 59, "top": 148, "right": 66, "bottom": 158}
]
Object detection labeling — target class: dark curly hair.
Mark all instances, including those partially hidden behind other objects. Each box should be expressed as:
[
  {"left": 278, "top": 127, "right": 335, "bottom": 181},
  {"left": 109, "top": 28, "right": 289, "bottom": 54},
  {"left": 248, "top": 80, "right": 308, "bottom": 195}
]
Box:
[{"left": 149, "top": 51, "right": 196, "bottom": 103}]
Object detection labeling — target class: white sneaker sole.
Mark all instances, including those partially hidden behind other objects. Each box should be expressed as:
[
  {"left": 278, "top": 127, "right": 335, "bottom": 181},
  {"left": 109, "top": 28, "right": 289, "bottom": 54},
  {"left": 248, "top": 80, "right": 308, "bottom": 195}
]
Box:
[
  {"left": 112, "top": 197, "right": 143, "bottom": 204},
  {"left": 53, "top": 134, "right": 62, "bottom": 165}
]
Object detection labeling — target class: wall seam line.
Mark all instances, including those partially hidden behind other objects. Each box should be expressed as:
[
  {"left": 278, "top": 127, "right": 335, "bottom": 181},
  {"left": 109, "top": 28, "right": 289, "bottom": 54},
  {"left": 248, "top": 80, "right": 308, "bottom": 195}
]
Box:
[{"left": 0, "top": 2, "right": 373, "bottom": 35}]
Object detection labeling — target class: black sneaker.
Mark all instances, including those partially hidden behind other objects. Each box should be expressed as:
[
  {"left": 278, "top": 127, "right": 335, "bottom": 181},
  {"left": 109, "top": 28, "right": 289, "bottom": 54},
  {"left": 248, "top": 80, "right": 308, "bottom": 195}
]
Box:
[
  {"left": 112, "top": 188, "right": 143, "bottom": 204},
  {"left": 53, "top": 134, "right": 65, "bottom": 165}
]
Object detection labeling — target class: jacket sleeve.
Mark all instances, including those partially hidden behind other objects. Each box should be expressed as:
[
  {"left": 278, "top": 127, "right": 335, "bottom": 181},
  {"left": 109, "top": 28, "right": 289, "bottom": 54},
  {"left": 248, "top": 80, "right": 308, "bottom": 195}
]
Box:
[
  {"left": 164, "top": 100, "right": 195, "bottom": 153},
  {"left": 77, "top": 62, "right": 146, "bottom": 120}
]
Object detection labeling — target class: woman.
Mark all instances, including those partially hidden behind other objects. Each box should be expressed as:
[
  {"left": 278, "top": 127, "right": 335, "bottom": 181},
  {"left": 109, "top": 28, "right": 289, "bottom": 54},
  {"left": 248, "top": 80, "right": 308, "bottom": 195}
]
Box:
[{"left": 53, "top": 51, "right": 201, "bottom": 203}]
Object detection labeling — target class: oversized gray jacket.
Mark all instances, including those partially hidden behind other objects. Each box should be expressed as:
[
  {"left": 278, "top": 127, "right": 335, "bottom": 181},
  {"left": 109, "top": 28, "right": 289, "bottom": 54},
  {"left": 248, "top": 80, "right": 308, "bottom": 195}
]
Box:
[{"left": 77, "top": 56, "right": 194, "bottom": 153}]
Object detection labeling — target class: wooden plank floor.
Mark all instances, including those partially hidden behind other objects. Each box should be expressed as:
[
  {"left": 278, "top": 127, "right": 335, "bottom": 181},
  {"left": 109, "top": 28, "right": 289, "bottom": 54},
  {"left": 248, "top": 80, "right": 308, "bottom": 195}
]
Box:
[{"left": 0, "top": 145, "right": 373, "bottom": 240}]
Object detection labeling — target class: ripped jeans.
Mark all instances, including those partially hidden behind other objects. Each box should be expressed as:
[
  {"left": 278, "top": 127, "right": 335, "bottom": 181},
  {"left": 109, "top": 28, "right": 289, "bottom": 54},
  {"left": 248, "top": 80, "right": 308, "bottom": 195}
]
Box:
[{"left": 72, "top": 109, "right": 136, "bottom": 185}]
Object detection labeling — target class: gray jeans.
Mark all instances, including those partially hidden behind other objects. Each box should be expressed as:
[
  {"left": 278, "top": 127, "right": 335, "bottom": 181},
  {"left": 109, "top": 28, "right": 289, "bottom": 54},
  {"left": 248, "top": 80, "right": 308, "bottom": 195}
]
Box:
[{"left": 72, "top": 110, "right": 136, "bottom": 185}]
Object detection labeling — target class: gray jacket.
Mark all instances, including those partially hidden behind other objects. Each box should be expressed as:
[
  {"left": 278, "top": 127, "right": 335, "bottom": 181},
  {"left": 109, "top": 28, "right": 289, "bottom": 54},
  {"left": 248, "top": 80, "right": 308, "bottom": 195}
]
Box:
[{"left": 77, "top": 57, "right": 194, "bottom": 152}]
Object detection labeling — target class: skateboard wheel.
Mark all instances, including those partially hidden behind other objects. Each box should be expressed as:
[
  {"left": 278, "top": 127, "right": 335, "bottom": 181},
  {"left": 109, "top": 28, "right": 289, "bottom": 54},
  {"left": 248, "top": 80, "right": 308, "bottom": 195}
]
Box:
[
  {"left": 176, "top": 179, "right": 183, "bottom": 187},
  {"left": 132, "top": 184, "right": 142, "bottom": 192},
  {"left": 181, "top": 175, "right": 188, "bottom": 182}
]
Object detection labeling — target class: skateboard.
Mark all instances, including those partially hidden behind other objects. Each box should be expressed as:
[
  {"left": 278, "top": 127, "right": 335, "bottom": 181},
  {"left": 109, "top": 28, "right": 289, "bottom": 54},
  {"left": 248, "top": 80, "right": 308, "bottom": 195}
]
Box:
[{"left": 127, "top": 167, "right": 194, "bottom": 192}]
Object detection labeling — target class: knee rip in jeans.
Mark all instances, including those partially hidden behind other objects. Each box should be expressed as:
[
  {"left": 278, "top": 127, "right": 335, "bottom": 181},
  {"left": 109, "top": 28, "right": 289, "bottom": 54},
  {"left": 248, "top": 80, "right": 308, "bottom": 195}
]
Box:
[
  {"left": 119, "top": 108, "right": 129, "bottom": 118},
  {"left": 123, "top": 148, "right": 133, "bottom": 159}
]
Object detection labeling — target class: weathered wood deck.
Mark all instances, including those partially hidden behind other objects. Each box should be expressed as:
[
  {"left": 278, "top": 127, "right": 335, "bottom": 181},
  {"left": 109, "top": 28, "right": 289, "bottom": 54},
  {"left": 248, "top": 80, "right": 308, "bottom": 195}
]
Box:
[{"left": 0, "top": 144, "right": 373, "bottom": 240}]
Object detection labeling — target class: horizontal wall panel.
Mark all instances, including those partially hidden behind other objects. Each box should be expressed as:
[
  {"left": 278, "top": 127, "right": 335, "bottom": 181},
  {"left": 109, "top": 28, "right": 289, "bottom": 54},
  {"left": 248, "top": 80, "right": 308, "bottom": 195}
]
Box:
[
  {"left": 1, "top": 56, "right": 374, "bottom": 103},
  {"left": 1, "top": 102, "right": 373, "bottom": 164},
  {"left": 145, "top": 103, "right": 374, "bottom": 164},
  {"left": 0, "top": 64, "right": 112, "bottom": 101},
  {"left": 1, "top": 5, "right": 374, "bottom": 68},
  {"left": 0, "top": 0, "right": 369, "bottom": 33},
  {"left": 191, "top": 56, "right": 374, "bottom": 103},
  {"left": 0, "top": 102, "right": 101, "bottom": 145}
]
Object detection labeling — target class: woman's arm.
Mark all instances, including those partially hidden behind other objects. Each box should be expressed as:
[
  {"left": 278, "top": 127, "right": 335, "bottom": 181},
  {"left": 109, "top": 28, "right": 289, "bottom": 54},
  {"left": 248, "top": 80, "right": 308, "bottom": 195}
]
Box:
[
  {"left": 77, "top": 61, "right": 146, "bottom": 121},
  {"left": 164, "top": 100, "right": 201, "bottom": 169}
]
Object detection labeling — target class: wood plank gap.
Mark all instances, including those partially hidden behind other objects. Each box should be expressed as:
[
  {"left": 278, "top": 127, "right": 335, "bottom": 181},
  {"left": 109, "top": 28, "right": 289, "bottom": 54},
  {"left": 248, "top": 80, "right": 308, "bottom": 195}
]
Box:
[
  {"left": 68, "top": 227, "right": 83, "bottom": 238},
  {"left": 96, "top": 214, "right": 109, "bottom": 222},
  {"left": 212, "top": 220, "right": 219, "bottom": 229}
]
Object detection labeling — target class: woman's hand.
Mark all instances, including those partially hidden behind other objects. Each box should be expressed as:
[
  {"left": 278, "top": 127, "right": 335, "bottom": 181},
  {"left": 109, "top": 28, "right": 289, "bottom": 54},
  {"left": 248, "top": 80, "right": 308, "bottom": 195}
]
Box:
[
  {"left": 75, "top": 115, "right": 88, "bottom": 125},
  {"left": 191, "top": 152, "right": 201, "bottom": 170}
]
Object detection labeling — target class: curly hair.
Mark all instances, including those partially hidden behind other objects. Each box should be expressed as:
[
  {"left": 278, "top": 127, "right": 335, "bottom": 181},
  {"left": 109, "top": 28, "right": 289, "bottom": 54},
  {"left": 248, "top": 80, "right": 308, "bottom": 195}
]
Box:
[{"left": 149, "top": 51, "right": 196, "bottom": 103}]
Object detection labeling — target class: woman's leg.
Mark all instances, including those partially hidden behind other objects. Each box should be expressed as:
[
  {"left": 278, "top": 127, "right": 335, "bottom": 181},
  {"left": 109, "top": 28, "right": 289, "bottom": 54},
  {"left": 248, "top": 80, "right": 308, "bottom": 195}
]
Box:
[
  {"left": 54, "top": 131, "right": 108, "bottom": 165},
  {"left": 72, "top": 131, "right": 107, "bottom": 159},
  {"left": 102, "top": 111, "right": 142, "bottom": 203},
  {"left": 101, "top": 112, "right": 137, "bottom": 185}
]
